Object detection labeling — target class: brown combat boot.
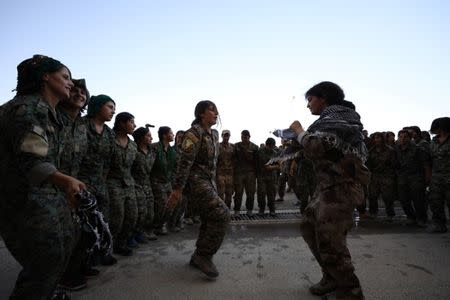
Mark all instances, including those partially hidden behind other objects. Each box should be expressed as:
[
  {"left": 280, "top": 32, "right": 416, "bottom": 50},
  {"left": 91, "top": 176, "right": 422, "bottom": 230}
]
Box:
[
  {"left": 309, "top": 275, "right": 337, "bottom": 296},
  {"left": 190, "top": 252, "right": 219, "bottom": 278}
]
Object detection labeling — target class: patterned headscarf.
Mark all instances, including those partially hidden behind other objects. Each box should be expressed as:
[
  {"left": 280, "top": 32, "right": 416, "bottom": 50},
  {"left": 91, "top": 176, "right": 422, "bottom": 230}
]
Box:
[{"left": 307, "top": 105, "right": 368, "bottom": 161}]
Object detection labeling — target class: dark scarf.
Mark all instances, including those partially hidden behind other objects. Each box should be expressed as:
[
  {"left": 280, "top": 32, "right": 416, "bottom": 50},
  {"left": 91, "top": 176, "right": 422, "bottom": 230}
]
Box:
[
  {"left": 307, "top": 105, "right": 368, "bottom": 161},
  {"left": 75, "top": 191, "right": 113, "bottom": 256}
]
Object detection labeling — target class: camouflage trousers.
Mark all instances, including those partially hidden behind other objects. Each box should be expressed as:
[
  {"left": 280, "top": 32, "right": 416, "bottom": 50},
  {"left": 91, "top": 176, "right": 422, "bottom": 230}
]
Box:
[
  {"left": 108, "top": 181, "right": 138, "bottom": 248},
  {"left": 188, "top": 179, "right": 230, "bottom": 256},
  {"left": 293, "top": 171, "right": 316, "bottom": 214},
  {"left": 0, "top": 188, "right": 75, "bottom": 300},
  {"left": 257, "top": 176, "right": 277, "bottom": 211},
  {"left": 217, "top": 172, "right": 234, "bottom": 208},
  {"left": 170, "top": 193, "right": 188, "bottom": 227},
  {"left": 151, "top": 181, "right": 172, "bottom": 229},
  {"left": 368, "top": 174, "right": 396, "bottom": 217},
  {"left": 135, "top": 184, "right": 154, "bottom": 233},
  {"left": 278, "top": 172, "right": 295, "bottom": 199},
  {"left": 234, "top": 171, "right": 256, "bottom": 212},
  {"left": 397, "top": 176, "right": 427, "bottom": 222},
  {"left": 300, "top": 182, "right": 364, "bottom": 299},
  {"left": 87, "top": 183, "right": 110, "bottom": 222},
  {"left": 429, "top": 180, "right": 450, "bottom": 226}
]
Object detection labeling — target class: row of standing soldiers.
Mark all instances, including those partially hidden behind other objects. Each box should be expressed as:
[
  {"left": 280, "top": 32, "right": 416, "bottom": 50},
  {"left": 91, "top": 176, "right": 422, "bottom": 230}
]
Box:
[
  {"left": 361, "top": 127, "right": 450, "bottom": 232},
  {"left": 217, "top": 129, "right": 315, "bottom": 216}
]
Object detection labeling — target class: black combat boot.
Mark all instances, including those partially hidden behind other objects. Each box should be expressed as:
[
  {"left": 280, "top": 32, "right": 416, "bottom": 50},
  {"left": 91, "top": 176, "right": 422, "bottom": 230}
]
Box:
[
  {"left": 190, "top": 252, "right": 219, "bottom": 278},
  {"left": 309, "top": 274, "right": 337, "bottom": 296}
]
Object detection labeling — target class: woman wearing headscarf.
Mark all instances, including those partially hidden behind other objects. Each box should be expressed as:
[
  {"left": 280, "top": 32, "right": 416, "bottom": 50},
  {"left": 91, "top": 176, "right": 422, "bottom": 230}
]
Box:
[
  {"left": 290, "top": 82, "right": 370, "bottom": 300},
  {"left": 0, "top": 55, "right": 84, "bottom": 300},
  {"left": 77, "top": 94, "right": 117, "bottom": 266},
  {"left": 108, "top": 112, "right": 138, "bottom": 256},
  {"left": 167, "top": 100, "right": 231, "bottom": 278}
]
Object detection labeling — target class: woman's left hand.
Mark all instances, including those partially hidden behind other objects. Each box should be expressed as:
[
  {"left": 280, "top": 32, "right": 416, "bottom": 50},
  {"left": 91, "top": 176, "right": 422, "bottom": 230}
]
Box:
[{"left": 166, "top": 188, "right": 183, "bottom": 211}]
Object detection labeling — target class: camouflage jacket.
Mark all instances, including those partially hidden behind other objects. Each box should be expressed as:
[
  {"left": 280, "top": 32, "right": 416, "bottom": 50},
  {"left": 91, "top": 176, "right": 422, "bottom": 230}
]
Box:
[
  {"left": 257, "top": 147, "right": 277, "bottom": 179},
  {"left": 234, "top": 141, "right": 259, "bottom": 173},
  {"left": 131, "top": 145, "right": 156, "bottom": 188},
  {"left": 172, "top": 124, "right": 219, "bottom": 190},
  {"left": 298, "top": 132, "right": 370, "bottom": 190},
  {"left": 395, "top": 142, "right": 427, "bottom": 178},
  {"left": 150, "top": 141, "right": 176, "bottom": 184},
  {"left": 430, "top": 136, "right": 450, "bottom": 184},
  {"left": 217, "top": 142, "right": 235, "bottom": 175},
  {"left": 58, "top": 109, "right": 88, "bottom": 177},
  {"left": 366, "top": 145, "right": 397, "bottom": 177},
  {"left": 107, "top": 137, "right": 137, "bottom": 187},
  {"left": 0, "top": 94, "right": 64, "bottom": 198},
  {"left": 77, "top": 117, "right": 116, "bottom": 194}
]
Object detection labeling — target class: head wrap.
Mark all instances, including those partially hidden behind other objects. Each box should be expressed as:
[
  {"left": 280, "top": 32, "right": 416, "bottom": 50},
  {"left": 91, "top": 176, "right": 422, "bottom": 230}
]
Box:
[
  {"left": 16, "top": 54, "right": 68, "bottom": 95},
  {"left": 87, "top": 94, "right": 115, "bottom": 117}
]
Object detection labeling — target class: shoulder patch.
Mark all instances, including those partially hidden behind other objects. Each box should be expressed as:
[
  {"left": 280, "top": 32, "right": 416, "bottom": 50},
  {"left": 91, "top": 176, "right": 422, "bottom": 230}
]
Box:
[
  {"left": 182, "top": 131, "right": 199, "bottom": 152},
  {"left": 20, "top": 126, "right": 48, "bottom": 157}
]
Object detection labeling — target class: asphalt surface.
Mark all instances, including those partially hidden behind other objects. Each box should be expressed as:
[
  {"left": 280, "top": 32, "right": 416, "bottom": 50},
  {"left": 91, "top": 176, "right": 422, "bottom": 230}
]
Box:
[{"left": 1, "top": 194, "right": 450, "bottom": 300}]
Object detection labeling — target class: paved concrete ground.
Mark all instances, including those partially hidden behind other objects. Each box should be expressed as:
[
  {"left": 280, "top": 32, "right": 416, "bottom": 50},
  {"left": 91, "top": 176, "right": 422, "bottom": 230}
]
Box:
[{"left": 1, "top": 193, "right": 450, "bottom": 300}]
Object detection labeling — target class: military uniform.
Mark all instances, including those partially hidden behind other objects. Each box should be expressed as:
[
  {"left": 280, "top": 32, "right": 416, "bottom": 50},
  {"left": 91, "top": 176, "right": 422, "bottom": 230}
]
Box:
[
  {"left": 429, "top": 136, "right": 450, "bottom": 227},
  {"left": 58, "top": 108, "right": 90, "bottom": 285},
  {"left": 298, "top": 131, "right": 370, "bottom": 300},
  {"left": 256, "top": 147, "right": 277, "bottom": 213},
  {"left": 131, "top": 145, "right": 156, "bottom": 234},
  {"left": 107, "top": 137, "right": 138, "bottom": 249},
  {"left": 150, "top": 142, "right": 176, "bottom": 231},
  {"left": 217, "top": 142, "right": 235, "bottom": 208},
  {"left": 233, "top": 141, "right": 259, "bottom": 212},
  {"left": 0, "top": 95, "right": 74, "bottom": 300},
  {"left": 395, "top": 142, "right": 428, "bottom": 223},
  {"left": 278, "top": 159, "right": 293, "bottom": 199},
  {"left": 77, "top": 118, "right": 116, "bottom": 221},
  {"left": 366, "top": 145, "right": 397, "bottom": 217},
  {"left": 173, "top": 124, "right": 230, "bottom": 256},
  {"left": 293, "top": 152, "right": 316, "bottom": 214}
]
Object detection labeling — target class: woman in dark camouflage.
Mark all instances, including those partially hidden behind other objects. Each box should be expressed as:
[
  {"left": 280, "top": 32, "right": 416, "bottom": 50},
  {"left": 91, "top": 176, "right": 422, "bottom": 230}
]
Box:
[
  {"left": 0, "top": 55, "right": 85, "bottom": 300},
  {"left": 167, "top": 100, "right": 231, "bottom": 278},
  {"left": 290, "top": 81, "right": 370, "bottom": 300}
]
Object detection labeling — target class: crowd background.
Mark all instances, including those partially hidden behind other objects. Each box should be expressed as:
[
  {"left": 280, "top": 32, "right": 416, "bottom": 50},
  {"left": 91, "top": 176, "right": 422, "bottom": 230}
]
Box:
[{"left": 0, "top": 55, "right": 449, "bottom": 300}]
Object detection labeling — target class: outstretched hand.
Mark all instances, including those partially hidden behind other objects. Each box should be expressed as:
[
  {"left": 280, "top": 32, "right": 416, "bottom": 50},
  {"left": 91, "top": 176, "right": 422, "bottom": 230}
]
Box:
[{"left": 289, "top": 120, "right": 305, "bottom": 135}]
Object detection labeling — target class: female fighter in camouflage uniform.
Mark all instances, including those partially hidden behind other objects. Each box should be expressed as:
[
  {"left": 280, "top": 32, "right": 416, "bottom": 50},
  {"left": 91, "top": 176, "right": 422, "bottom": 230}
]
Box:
[
  {"left": 290, "top": 81, "right": 370, "bottom": 300},
  {"left": 132, "top": 124, "right": 157, "bottom": 242},
  {"left": 108, "top": 112, "right": 138, "bottom": 256},
  {"left": 0, "top": 55, "right": 84, "bottom": 300},
  {"left": 167, "top": 100, "right": 231, "bottom": 278}
]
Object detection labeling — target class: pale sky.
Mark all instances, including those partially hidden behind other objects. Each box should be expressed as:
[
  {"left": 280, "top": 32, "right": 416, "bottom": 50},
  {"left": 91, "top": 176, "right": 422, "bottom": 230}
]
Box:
[{"left": 1, "top": 0, "right": 449, "bottom": 145}]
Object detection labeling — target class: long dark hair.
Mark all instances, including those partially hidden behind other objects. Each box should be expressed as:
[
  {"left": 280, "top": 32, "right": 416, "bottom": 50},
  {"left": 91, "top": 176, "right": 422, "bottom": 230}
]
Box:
[
  {"left": 305, "top": 81, "right": 345, "bottom": 106},
  {"left": 113, "top": 112, "right": 134, "bottom": 132},
  {"left": 158, "top": 126, "right": 172, "bottom": 141},
  {"left": 191, "top": 100, "right": 218, "bottom": 126},
  {"left": 133, "top": 124, "right": 152, "bottom": 144},
  {"left": 16, "top": 55, "right": 69, "bottom": 96}
]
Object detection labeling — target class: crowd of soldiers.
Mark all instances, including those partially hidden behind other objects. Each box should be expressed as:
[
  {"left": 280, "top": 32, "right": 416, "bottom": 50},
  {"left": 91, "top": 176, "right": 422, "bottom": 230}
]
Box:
[{"left": 0, "top": 55, "right": 449, "bottom": 300}]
